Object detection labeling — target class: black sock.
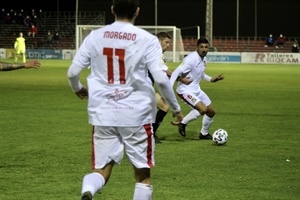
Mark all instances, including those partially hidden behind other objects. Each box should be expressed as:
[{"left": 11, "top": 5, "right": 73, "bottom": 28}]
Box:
[{"left": 152, "top": 109, "right": 168, "bottom": 135}]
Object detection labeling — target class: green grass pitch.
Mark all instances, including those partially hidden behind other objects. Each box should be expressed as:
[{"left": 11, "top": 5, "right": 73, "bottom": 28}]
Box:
[{"left": 0, "top": 59, "right": 299, "bottom": 200}]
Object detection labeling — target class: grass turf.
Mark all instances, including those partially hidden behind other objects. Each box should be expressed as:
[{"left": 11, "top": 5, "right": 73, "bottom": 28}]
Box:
[{"left": 0, "top": 59, "right": 299, "bottom": 200}]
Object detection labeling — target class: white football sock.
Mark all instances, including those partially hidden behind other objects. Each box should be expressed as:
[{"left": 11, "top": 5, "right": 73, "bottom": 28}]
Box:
[
  {"left": 182, "top": 109, "right": 200, "bottom": 124},
  {"left": 81, "top": 172, "right": 105, "bottom": 196},
  {"left": 133, "top": 182, "right": 153, "bottom": 200},
  {"left": 201, "top": 114, "right": 213, "bottom": 135}
]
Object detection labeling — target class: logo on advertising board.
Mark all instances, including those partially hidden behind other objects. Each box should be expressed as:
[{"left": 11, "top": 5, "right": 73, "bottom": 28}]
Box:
[
  {"left": 207, "top": 52, "right": 241, "bottom": 63},
  {"left": 242, "top": 53, "right": 300, "bottom": 64},
  {"left": 26, "top": 49, "right": 62, "bottom": 59},
  {"left": 255, "top": 53, "right": 299, "bottom": 64},
  {"left": 62, "top": 50, "right": 76, "bottom": 60},
  {"left": 0, "top": 48, "right": 6, "bottom": 59}
]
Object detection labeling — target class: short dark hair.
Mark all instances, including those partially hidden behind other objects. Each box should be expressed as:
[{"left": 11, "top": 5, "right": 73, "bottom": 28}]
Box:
[
  {"left": 113, "top": 0, "right": 140, "bottom": 19},
  {"left": 156, "top": 32, "right": 171, "bottom": 40},
  {"left": 197, "top": 37, "right": 209, "bottom": 46}
]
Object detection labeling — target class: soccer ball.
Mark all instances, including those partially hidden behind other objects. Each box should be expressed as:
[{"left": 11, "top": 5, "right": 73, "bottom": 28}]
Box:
[{"left": 212, "top": 129, "right": 228, "bottom": 145}]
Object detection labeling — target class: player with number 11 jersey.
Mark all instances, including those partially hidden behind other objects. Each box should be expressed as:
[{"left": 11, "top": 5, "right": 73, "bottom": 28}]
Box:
[{"left": 69, "top": 22, "right": 181, "bottom": 126}]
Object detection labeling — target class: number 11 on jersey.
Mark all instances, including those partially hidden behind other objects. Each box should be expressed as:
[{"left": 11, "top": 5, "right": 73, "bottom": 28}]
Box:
[{"left": 103, "top": 47, "right": 126, "bottom": 84}]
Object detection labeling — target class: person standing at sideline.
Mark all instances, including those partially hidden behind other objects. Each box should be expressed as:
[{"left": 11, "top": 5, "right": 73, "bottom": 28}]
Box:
[
  {"left": 67, "top": 0, "right": 183, "bottom": 200},
  {"left": 0, "top": 60, "right": 40, "bottom": 71},
  {"left": 170, "top": 37, "right": 224, "bottom": 139},
  {"left": 152, "top": 32, "right": 191, "bottom": 144},
  {"left": 14, "top": 32, "right": 26, "bottom": 63}
]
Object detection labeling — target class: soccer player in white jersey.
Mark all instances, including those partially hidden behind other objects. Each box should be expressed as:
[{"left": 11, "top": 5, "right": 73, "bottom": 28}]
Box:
[
  {"left": 67, "top": 1, "right": 183, "bottom": 200},
  {"left": 152, "top": 32, "right": 191, "bottom": 144},
  {"left": 170, "top": 37, "right": 224, "bottom": 140}
]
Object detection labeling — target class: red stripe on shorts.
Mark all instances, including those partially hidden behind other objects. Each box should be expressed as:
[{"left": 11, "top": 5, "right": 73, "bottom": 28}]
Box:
[
  {"left": 144, "top": 124, "right": 154, "bottom": 168},
  {"left": 91, "top": 126, "right": 95, "bottom": 170},
  {"left": 177, "top": 93, "right": 194, "bottom": 107}
]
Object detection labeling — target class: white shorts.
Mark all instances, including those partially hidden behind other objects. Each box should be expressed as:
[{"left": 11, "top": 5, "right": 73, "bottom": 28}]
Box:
[
  {"left": 177, "top": 90, "right": 211, "bottom": 108},
  {"left": 92, "top": 124, "right": 155, "bottom": 169}
]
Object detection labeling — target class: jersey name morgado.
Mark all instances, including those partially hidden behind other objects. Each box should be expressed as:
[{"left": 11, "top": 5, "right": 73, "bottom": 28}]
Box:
[{"left": 103, "top": 31, "right": 136, "bottom": 41}]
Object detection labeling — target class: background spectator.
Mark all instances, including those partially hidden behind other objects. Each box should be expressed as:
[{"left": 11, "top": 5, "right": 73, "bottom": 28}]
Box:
[
  {"left": 31, "top": 14, "right": 38, "bottom": 25},
  {"left": 292, "top": 40, "right": 299, "bottom": 53},
  {"left": 45, "top": 31, "right": 53, "bottom": 44},
  {"left": 16, "top": 13, "right": 24, "bottom": 26},
  {"left": 276, "top": 34, "right": 285, "bottom": 48},
  {"left": 28, "top": 24, "right": 38, "bottom": 37},
  {"left": 23, "top": 15, "right": 31, "bottom": 27},
  {"left": 4, "top": 13, "right": 11, "bottom": 24},
  {"left": 11, "top": 11, "right": 17, "bottom": 24},
  {"left": 53, "top": 32, "right": 60, "bottom": 44},
  {"left": 264, "top": 34, "right": 274, "bottom": 47},
  {"left": 0, "top": 8, "right": 6, "bottom": 23}
]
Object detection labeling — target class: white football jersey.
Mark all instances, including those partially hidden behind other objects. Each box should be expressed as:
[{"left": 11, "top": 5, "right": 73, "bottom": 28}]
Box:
[
  {"left": 72, "top": 21, "right": 164, "bottom": 126},
  {"left": 148, "top": 53, "right": 168, "bottom": 85},
  {"left": 175, "top": 51, "right": 208, "bottom": 94},
  {"left": 161, "top": 53, "right": 168, "bottom": 71}
]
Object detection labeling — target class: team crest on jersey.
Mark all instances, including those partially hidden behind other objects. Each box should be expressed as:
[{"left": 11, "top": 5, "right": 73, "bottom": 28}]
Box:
[
  {"left": 187, "top": 95, "right": 196, "bottom": 102},
  {"left": 106, "top": 88, "right": 132, "bottom": 101}
]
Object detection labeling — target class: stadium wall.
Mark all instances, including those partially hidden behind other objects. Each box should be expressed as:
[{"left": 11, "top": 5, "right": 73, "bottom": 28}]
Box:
[{"left": 0, "top": 48, "right": 299, "bottom": 65}]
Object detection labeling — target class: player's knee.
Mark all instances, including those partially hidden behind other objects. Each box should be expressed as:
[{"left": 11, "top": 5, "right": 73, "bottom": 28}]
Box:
[
  {"left": 157, "top": 99, "right": 169, "bottom": 112},
  {"left": 134, "top": 168, "right": 151, "bottom": 183},
  {"left": 207, "top": 110, "right": 216, "bottom": 118},
  {"left": 195, "top": 101, "right": 208, "bottom": 115},
  {"left": 197, "top": 107, "right": 207, "bottom": 115},
  {"left": 161, "top": 104, "right": 170, "bottom": 112}
]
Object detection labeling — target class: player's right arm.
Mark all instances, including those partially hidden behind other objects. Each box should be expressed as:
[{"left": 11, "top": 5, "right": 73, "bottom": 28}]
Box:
[
  {"left": 67, "top": 63, "right": 88, "bottom": 99},
  {"left": 14, "top": 40, "right": 18, "bottom": 49},
  {"left": 169, "top": 58, "right": 194, "bottom": 86},
  {"left": 67, "top": 31, "right": 93, "bottom": 99}
]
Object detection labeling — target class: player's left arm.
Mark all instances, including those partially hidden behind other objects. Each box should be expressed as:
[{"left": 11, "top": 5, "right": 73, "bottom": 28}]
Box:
[
  {"left": 203, "top": 73, "right": 224, "bottom": 83},
  {"left": 177, "top": 76, "right": 192, "bottom": 85},
  {"left": 164, "top": 65, "right": 191, "bottom": 85},
  {"left": 167, "top": 68, "right": 192, "bottom": 85},
  {"left": 210, "top": 74, "right": 224, "bottom": 82}
]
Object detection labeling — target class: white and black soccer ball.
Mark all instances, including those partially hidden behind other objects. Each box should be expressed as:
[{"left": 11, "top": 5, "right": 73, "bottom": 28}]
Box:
[{"left": 212, "top": 129, "right": 228, "bottom": 145}]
